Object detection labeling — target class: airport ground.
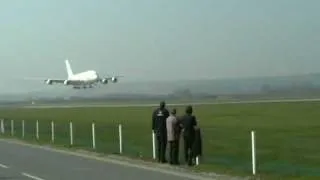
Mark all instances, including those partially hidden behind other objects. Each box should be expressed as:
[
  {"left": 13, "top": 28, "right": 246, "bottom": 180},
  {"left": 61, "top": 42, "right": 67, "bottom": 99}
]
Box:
[{"left": 0, "top": 100, "right": 319, "bottom": 179}]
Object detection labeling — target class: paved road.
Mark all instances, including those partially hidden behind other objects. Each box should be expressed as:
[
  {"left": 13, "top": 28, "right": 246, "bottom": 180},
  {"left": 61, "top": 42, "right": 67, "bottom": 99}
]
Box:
[
  {"left": 0, "top": 139, "right": 214, "bottom": 180},
  {"left": 18, "top": 98, "right": 320, "bottom": 109}
]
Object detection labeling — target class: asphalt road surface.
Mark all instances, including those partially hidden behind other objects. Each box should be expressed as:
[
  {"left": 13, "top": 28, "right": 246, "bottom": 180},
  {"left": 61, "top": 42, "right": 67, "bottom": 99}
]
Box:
[{"left": 0, "top": 139, "right": 215, "bottom": 180}]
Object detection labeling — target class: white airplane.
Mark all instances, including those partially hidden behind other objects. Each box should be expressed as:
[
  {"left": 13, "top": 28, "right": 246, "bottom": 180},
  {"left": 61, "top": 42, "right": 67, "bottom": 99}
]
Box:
[{"left": 44, "top": 59, "right": 122, "bottom": 89}]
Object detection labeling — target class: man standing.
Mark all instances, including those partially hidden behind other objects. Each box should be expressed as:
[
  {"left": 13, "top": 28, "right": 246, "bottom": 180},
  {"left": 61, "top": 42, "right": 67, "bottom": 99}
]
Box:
[
  {"left": 192, "top": 127, "right": 202, "bottom": 165},
  {"left": 152, "top": 101, "right": 169, "bottom": 163},
  {"left": 174, "top": 114, "right": 183, "bottom": 165},
  {"left": 180, "top": 105, "right": 197, "bottom": 166},
  {"left": 166, "top": 108, "right": 180, "bottom": 165}
]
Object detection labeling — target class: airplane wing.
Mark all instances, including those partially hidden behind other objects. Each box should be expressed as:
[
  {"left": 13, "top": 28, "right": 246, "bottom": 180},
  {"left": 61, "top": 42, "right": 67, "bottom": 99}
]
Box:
[
  {"left": 23, "top": 77, "right": 68, "bottom": 85},
  {"left": 44, "top": 79, "right": 85, "bottom": 85},
  {"left": 44, "top": 79, "right": 65, "bottom": 84},
  {"left": 104, "top": 75, "right": 124, "bottom": 80},
  {"left": 99, "top": 75, "right": 124, "bottom": 83},
  {"left": 23, "top": 77, "right": 83, "bottom": 86}
]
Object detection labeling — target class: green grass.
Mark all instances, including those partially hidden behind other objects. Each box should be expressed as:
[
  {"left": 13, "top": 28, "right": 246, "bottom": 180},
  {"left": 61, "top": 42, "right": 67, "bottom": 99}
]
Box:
[{"left": 0, "top": 101, "right": 320, "bottom": 179}]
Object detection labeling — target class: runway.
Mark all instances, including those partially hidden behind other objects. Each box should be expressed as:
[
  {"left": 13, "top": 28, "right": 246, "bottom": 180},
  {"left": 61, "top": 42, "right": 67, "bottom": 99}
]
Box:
[
  {"left": 19, "top": 98, "right": 320, "bottom": 109},
  {"left": 0, "top": 139, "right": 216, "bottom": 180}
]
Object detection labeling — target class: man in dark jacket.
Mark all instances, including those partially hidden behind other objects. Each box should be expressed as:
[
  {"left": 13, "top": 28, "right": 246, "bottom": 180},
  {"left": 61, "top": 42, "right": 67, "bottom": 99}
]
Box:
[
  {"left": 192, "top": 127, "right": 202, "bottom": 164},
  {"left": 180, "top": 105, "right": 198, "bottom": 166},
  {"left": 152, "top": 101, "right": 170, "bottom": 163}
]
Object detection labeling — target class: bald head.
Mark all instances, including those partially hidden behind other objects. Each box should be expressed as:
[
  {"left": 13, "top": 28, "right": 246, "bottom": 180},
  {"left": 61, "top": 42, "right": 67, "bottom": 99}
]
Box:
[
  {"left": 186, "top": 105, "right": 193, "bottom": 114},
  {"left": 160, "top": 101, "right": 166, "bottom": 109},
  {"left": 171, "top": 108, "right": 176, "bottom": 115}
]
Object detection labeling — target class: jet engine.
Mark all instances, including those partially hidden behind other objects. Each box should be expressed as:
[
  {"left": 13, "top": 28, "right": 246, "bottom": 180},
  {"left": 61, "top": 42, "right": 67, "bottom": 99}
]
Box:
[
  {"left": 111, "top": 77, "right": 118, "bottom": 83},
  {"left": 101, "top": 78, "right": 108, "bottom": 84},
  {"left": 45, "top": 79, "right": 52, "bottom": 85}
]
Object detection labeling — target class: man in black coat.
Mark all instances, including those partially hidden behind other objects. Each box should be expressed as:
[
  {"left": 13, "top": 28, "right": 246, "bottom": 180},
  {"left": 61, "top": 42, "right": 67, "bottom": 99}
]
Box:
[
  {"left": 180, "top": 105, "right": 198, "bottom": 166},
  {"left": 192, "top": 127, "right": 202, "bottom": 164},
  {"left": 152, "top": 101, "right": 170, "bottom": 163}
]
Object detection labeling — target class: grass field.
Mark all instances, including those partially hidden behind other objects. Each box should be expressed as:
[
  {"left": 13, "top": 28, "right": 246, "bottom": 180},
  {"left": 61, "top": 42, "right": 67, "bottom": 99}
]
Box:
[{"left": 0, "top": 101, "right": 320, "bottom": 179}]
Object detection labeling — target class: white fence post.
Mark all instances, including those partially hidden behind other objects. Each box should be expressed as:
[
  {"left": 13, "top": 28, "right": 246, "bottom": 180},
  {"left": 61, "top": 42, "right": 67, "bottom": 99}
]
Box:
[
  {"left": 1, "top": 119, "right": 4, "bottom": 134},
  {"left": 36, "top": 120, "right": 39, "bottom": 140},
  {"left": 118, "top": 124, "right": 123, "bottom": 154},
  {"left": 70, "top": 121, "right": 73, "bottom": 146},
  {"left": 196, "top": 156, "right": 200, "bottom": 166},
  {"left": 22, "top": 120, "right": 25, "bottom": 138},
  {"left": 92, "top": 122, "right": 96, "bottom": 149},
  {"left": 251, "top": 130, "right": 256, "bottom": 175},
  {"left": 152, "top": 131, "right": 156, "bottom": 159},
  {"left": 11, "top": 120, "right": 14, "bottom": 136},
  {"left": 51, "top": 121, "right": 54, "bottom": 143}
]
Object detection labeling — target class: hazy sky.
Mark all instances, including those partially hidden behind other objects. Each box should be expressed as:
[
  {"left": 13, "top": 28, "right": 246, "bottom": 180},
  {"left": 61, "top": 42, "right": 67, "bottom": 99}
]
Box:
[{"left": 0, "top": 0, "right": 319, "bottom": 93}]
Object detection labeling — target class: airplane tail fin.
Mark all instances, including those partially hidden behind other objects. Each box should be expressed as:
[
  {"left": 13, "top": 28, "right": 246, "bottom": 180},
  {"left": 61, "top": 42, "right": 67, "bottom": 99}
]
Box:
[{"left": 65, "top": 59, "right": 73, "bottom": 78}]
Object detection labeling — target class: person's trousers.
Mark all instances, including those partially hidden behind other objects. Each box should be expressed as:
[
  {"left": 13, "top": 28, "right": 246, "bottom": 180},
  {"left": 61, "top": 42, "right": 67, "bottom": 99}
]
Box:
[
  {"left": 156, "top": 134, "right": 167, "bottom": 163},
  {"left": 183, "top": 136, "right": 194, "bottom": 166},
  {"left": 168, "top": 140, "right": 179, "bottom": 164}
]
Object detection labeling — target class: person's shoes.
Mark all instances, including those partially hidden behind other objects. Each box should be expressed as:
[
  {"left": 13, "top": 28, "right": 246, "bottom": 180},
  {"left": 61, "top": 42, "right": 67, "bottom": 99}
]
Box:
[
  {"left": 187, "top": 160, "right": 194, "bottom": 166},
  {"left": 161, "top": 159, "right": 168, "bottom": 163},
  {"left": 172, "top": 162, "right": 180, "bottom": 166},
  {"left": 187, "top": 163, "right": 194, "bottom": 167}
]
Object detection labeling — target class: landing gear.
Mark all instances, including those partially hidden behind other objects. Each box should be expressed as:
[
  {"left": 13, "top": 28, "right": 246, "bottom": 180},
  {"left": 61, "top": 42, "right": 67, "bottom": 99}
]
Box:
[
  {"left": 81, "top": 85, "right": 93, "bottom": 89},
  {"left": 72, "top": 84, "right": 94, "bottom": 89}
]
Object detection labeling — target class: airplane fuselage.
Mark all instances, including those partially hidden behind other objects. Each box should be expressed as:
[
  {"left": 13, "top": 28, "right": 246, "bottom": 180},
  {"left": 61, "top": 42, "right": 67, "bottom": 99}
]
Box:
[
  {"left": 67, "top": 70, "right": 101, "bottom": 88},
  {"left": 69, "top": 70, "right": 99, "bottom": 82}
]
